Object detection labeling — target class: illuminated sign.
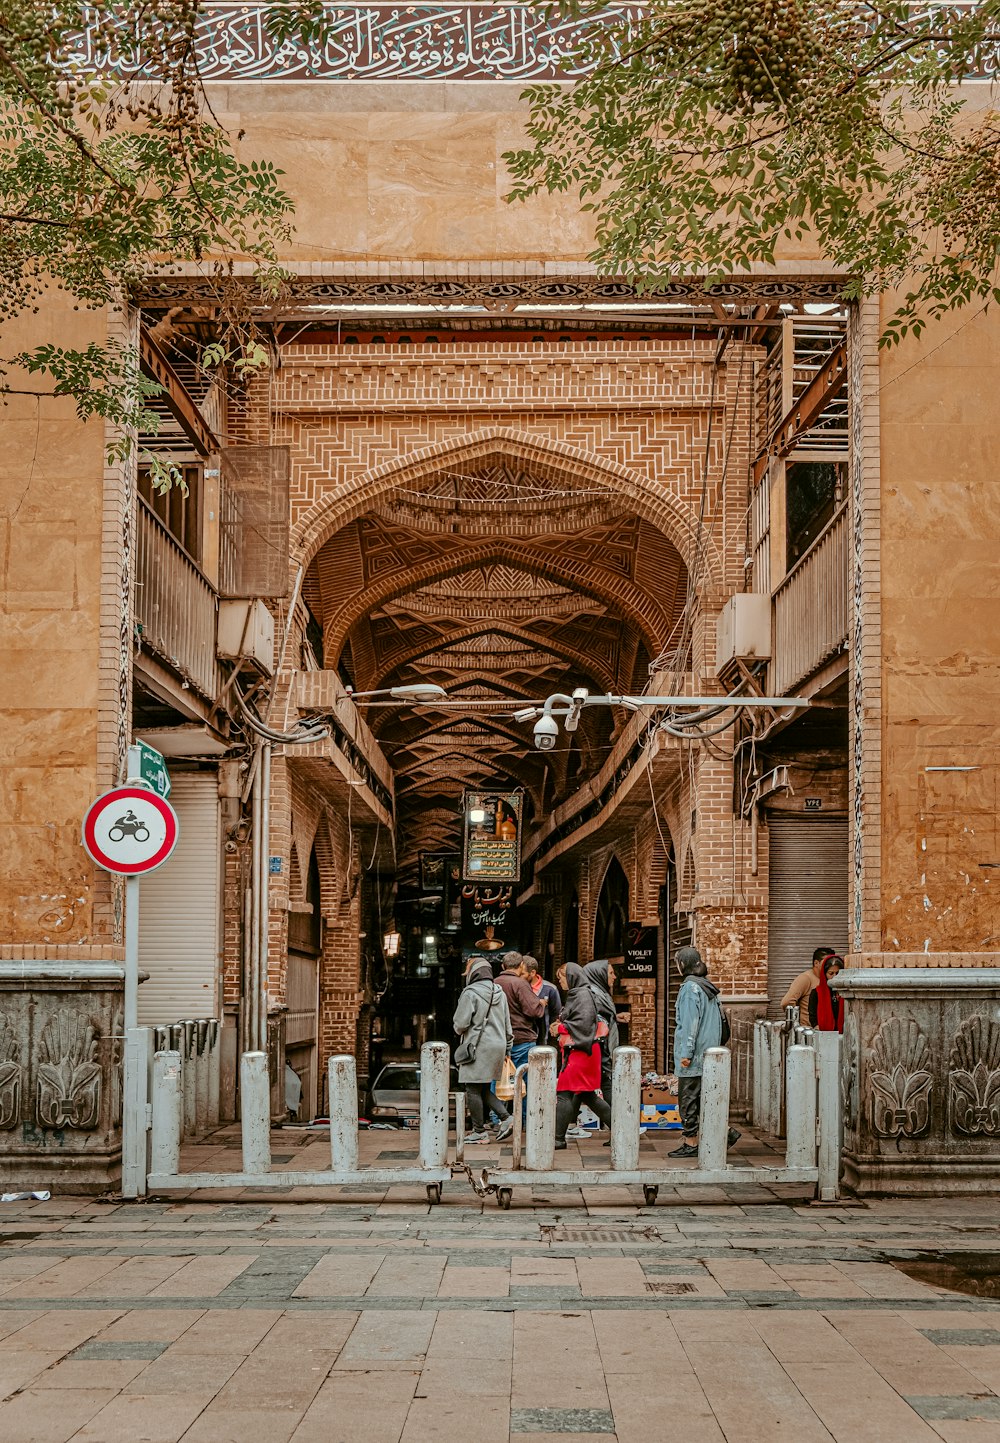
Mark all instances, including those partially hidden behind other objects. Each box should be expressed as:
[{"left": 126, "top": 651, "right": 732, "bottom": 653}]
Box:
[{"left": 462, "top": 790, "right": 523, "bottom": 883}]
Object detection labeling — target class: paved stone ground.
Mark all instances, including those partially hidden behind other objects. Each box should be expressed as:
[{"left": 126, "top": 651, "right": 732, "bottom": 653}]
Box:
[{"left": 1, "top": 1129, "right": 999, "bottom": 1441}]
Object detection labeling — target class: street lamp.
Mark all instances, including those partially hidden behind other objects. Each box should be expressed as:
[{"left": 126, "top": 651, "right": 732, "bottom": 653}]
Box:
[{"left": 345, "top": 684, "right": 447, "bottom": 703}]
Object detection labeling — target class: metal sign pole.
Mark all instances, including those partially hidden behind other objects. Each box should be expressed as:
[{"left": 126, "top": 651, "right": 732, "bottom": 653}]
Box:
[{"left": 122, "top": 873, "right": 146, "bottom": 1199}]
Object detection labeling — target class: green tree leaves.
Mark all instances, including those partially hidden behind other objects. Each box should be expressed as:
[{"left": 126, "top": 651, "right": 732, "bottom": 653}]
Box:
[{"left": 505, "top": 0, "right": 1000, "bottom": 343}]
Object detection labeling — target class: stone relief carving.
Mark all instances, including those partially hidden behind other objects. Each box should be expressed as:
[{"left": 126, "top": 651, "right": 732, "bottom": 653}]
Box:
[
  {"left": 949, "top": 1014, "right": 1000, "bottom": 1138},
  {"left": 868, "top": 1017, "right": 932, "bottom": 1139},
  {"left": 841, "top": 1012, "right": 860, "bottom": 1133},
  {"left": 36, "top": 1015, "right": 102, "bottom": 1131},
  {"left": 0, "top": 1018, "right": 22, "bottom": 1129}
]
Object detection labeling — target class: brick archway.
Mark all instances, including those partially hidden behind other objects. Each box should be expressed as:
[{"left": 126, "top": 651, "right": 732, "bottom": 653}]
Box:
[{"left": 291, "top": 430, "right": 725, "bottom": 589}]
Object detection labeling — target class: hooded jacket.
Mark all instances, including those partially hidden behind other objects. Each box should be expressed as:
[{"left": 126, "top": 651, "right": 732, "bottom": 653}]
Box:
[
  {"left": 582, "top": 959, "right": 620, "bottom": 1055},
  {"left": 453, "top": 961, "right": 513, "bottom": 1083},
  {"left": 673, "top": 973, "right": 723, "bottom": 1077}
]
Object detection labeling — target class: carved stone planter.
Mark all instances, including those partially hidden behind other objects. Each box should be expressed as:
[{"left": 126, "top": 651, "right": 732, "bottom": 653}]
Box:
[
  {"left": 836, "top": 968, "right": 1000, "bottom": 1196},
  {"left": 0, "top": 962, "right": 126, "bottom": 1194}
]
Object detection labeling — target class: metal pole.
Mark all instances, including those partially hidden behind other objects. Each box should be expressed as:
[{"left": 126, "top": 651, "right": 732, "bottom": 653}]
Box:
[
  {"left": 610, "top": 1046, "right": 641, "bottom": 1171},
  {"left": 207, "top": 1019, "right": 221, "bottom": 1128},
  {"left": 418, "top": 1042, "right": 449, "bottom": 1170},
  {"left": 329, "top": 1054, "right": 359, "bottom": 1173},
  {"left": 697, "top": 1047, "right": 731, "bottom": 1172},
  {"left": 752, "top": 1020, "right": 763, "bottom": 1129},
  {"left": 258, "top": 741, "right": 271, "bottom": 1053},
  {"left": 524, "top": 1046, "right": 556, "bottom": 1172},
  {"left": 240, "top": 1052, "right": 271, "bottom": 1174},
  {"left": 767, "top": 1022, "right": 784, "bottom": 1136},
  {"left": 454, "top": 1090, "right": 466, "bottom": 1164},
  {"left": 182, "top": 1021, "right": 196, "bottom": 1137},
  {"left": 151, "top": 1050, "right": 182, "bottom": 1177},
  {"left": 124, "top": 875, "right": 140, "bottom": 1032},
  {"left": 785, "top": 1045, "right": 818, "bottom": 1170},
  {"left": 194, "top": 1020, "right": 210, "bottom": 1135},
  {"left": 249, "top": 749, "right": 262, "bottom": 1053}
]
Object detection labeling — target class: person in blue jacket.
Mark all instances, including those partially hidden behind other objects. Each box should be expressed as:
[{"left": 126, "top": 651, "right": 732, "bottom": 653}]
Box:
[{"left": 670, "top": 945, "right": 740, "bottom": 1160}]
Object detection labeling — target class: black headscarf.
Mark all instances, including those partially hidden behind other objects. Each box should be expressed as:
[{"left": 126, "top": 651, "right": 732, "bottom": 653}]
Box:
[
  {"left": 582, "top": 959, "right": 616, "bottom": 1025},
  {"left": 560, "top": 963, "right": 598, "bottom": 1051}
]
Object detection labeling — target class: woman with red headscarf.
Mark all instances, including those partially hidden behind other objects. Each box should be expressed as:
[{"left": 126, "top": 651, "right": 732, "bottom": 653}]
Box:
[{"left": 808, "top": 955, "right": 845, "bottom": 1031}]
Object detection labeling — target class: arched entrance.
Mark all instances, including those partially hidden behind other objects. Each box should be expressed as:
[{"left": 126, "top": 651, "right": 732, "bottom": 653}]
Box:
[{"left": 594, "top": 856, "right": 630, "bottom": 958}]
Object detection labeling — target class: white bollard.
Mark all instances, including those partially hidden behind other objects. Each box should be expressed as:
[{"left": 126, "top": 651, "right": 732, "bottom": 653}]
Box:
[
  {"left": 610, "top": 1046, "right": 641, "bottom": 1171},
  {"left": 525, "top": 1046, "right": 557, "bottom": 1172},
  {"left": 697, "top": 1047, "right": 731, "bottom": 1173},
  {"left": 419, "top": 1042, "right": 449, "bottom": 1169},
  {"left": 815, "top": 1031, "right": 842, "bottom": 1200},
  {"left": 195, "top": 1021, "right": 210, "bottom": 1135},
  {"left": 454, "top": 1090, "right": 466, "bottom": 1163},
  {"left": 240, "top": 1051, "right": 271, "bottom": 1174},
  {"left": 151, "top": 1050, "right": 183, "bottom": 1177},
  {"left": 767, "top": 1022, "right": 785, "bottom": 1136},
  {"left": 182, "top": 1021, "right": 197, "bottom": 1137},
  {"left": 752, "top": 1020, "right": 764, "bottom": 1129},
  {"left": 207, "top": 1020, "right": 221, "bottom": 1128},
  {"left": 122, "top": 1027, "right": 151, "bottom": 1199},
  {"left": 785, "top": 1045, "right": 818, "bottom": 1170},
  {"left": 328, "top": 1054, "right": 359, "bottom": 1173}
]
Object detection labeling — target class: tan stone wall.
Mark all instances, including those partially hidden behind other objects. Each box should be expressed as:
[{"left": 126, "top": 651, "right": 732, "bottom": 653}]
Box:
[
  {"left": 876, "top": 304, "right": 1000, "bottom": 956},
  {"left": 0, "top": 302, "right": 127, "bottom": 956}
]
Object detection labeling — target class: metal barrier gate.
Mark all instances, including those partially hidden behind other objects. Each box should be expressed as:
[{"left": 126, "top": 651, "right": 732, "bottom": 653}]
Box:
[{"left": 129, "top": 1035, "right": 841, "bottom": 1206}]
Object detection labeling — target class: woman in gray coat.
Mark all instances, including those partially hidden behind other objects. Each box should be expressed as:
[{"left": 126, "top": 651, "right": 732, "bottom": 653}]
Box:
[{"left": 453, "top": 959, "right": 514, "bottom": 1141}]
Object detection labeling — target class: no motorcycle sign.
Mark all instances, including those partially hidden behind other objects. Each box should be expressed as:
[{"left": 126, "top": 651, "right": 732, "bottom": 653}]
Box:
[{"left": 82, "top": 786, "right": 179, "bottom": 875}]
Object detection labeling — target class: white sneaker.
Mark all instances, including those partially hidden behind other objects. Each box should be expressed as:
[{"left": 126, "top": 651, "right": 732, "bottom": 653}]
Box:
[
  {"left": 566, "top": 1125, "right": 589, "bottom": 1138},
  {"left": 494, "top": 1118, "right": 514, "bottom": 1141},
  {"left": 464, "top": 1130, "right": 490, "bottom": 1144}
]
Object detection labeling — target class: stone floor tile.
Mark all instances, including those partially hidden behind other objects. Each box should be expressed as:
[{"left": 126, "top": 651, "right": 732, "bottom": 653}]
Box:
[
  {"left": 147, "top": 1254, "right": 258, "bottom": 1298},
  {"left": 293, "top": 1252, "right": 385, "bottom": 1296},
  {"left": 704, "top": 1258, "right": 794, "bottom": 1292},
  {"left": 179, "top": 1405, "right": 305, "bottom": 1443},
  {"left": 0, "top": 1309, "right": 45, "bottom": 1342},
  {"left": 0, "top": 1349, "right": 65, "bottom": 1396},
  {"left": 511, "top": 1407, "right": 615, "bottom": 1434},
  {"left": 94, "top": 1310, "right": 204, "bottom": 1344},
  {"left": 335, "top": 1310, "right": 434, "bottom": 1369},
  {"left": 606, "top": 1373, "right": 724, "bottom": 1442},
  {"left": 674, "top": 1314, "right": 839, "bottom": 1442},
  {"left": 0, "top": 1387, "right": 118, "bottom": 1443},
  {"left": 426, "top": 1309, "right": 513, "bottom": 1361},
  {"left": 33, "top": 1356, "right": 153, "bottom": 1390},
  {"left": 415, "top": 1355, "right": 511, "bottom": 1398},
  {"left": 510, "top": 1257, "right": 578, "bottom": 1288},
  {"left": 402, "top": 1396, "right": 511, "bottom": 1442},
  {"left": 290, "top": 1371, "right": 418, "bottom": 1443},
  {"left": 436, "top": 1264, "right": 510, "bottom": 1297},
  {"left": 3, "top": 1256, "right": 128, "bottom": 1299},
  {"left": 366, "top": 1256, "right": 447, "bottom": 1297},
  {"left": 67, "top": 1390, "right": 215, "bottom": 1442},
  {"left": 906, "top": 1397, "right": 1000, "bottom": 1422},
  {"left": 2, "top": 1311, "right": 125, "bottom": 1355},
  {"left": 166, "top": 1309, "right": 282, "bottom": 1355},
  {"left": 574, "top": 1259, "right": 648, "bottom": 1298},
  {"left": 591, "top": 1310, "right": 682, "bottom": 1373},
  {"left": 828, "top": 1314, "right": 989, "bottom": 1397},
  {"left": 122, "top": 1350, "right": 244, "bottom": 1394}
]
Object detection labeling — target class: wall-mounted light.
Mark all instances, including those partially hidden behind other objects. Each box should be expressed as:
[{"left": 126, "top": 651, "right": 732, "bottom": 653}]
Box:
[
  {"left": 383, "top": 930, "right": 401, "bottom": 957},
  {"left": 425, "top": 933, "right": 436, "bottom": 947}
]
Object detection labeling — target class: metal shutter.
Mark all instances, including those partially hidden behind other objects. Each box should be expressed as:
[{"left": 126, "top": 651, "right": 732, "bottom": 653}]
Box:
[
  {"left": 137, "top": 773, "right": 221, "bottom": 1025},
  {"left": 766, "top": 817, "right": 849, "bottom": 1016}
]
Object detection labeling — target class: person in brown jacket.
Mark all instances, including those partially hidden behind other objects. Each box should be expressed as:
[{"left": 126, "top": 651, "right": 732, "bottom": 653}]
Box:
[
  {"left": 495, "top": 951, "right": 546, "bottom": 1076},
  {"left": 780, "top": 946, "right": 836, "bottom": 1023}
]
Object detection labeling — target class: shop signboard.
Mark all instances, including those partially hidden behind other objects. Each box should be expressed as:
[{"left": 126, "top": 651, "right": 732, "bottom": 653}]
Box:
[
  {"left": 622, "top": 921, "right": 658, "bottom": 977},
  {"left": 462, "top": 790, "right": 523, "bottom": 882}
]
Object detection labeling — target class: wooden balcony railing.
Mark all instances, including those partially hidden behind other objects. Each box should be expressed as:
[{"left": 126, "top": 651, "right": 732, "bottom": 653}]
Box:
[
  {"left": 135, "top": 498, "right": 221, "bottom": 701},
  {"left": 771, "top": 505, "right": 849, "bottom": 696}
]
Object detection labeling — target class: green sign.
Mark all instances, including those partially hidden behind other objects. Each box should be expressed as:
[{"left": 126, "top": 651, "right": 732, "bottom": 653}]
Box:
[{"left": 127, "top": 741, "right": 171, "bottom": 800}]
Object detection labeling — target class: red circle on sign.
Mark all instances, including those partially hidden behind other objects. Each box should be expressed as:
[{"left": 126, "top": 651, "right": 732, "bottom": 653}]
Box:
[{"left": 82, "top": 786, "right": 179, "bottom": 875}]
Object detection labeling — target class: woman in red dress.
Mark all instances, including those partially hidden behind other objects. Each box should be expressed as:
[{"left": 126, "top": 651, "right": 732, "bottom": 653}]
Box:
[
  {"left": 554, "top": 963, "right": 612, "bottom": 1148},
  {"left": 808, "top": 954, "right": 845, "bottom": 1031}
]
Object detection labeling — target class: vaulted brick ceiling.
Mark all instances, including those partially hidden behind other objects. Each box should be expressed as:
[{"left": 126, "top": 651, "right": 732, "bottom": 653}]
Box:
[{"left": 303, "top": 463, "right": 688, "bottom": 878}]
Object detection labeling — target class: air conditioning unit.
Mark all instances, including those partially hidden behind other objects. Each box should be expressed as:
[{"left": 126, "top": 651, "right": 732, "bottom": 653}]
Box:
[
  {"left": 217, "top": 598, "right": 275, "bottom": 675},
  {"left": 715, "top": 594, "right": 771, "bottom": 676}
]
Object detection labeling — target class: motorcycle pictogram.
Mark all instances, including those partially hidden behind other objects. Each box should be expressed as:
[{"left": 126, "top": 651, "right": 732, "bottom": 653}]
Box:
[{"left": 108, "top": 810, "right": 150, "bottom": 844}]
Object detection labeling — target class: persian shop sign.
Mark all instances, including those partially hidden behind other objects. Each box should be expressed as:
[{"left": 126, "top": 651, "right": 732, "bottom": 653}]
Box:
[
  {"left": 623, "top": 922, "right": 658, "bottom": 978},
  {"left": 462, "top": 790, "right": 523, "bottom": 882}
]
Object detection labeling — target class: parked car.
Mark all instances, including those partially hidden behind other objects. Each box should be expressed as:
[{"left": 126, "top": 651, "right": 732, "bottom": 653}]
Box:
[{"left": 366, "top": 1062, "right": 460, "bottom": 1128}]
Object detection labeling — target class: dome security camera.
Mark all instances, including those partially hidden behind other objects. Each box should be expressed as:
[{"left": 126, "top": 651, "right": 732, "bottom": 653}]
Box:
[{"left": 533, "top": 714, "right": 560, "bottom": 751}]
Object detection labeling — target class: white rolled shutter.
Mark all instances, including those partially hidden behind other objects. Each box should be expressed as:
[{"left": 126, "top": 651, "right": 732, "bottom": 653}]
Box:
[
  {"left": 766, "top": 817, "right": 849, "bottom": 1016},
  {"left": 137, "top": 773, "right": 221, "bottom": 1024}
]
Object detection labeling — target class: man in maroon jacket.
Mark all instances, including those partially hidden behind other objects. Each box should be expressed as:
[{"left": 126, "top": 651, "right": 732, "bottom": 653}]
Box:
[{"left": 496, "top": 951, "right": 546, "bottom": 1077}]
